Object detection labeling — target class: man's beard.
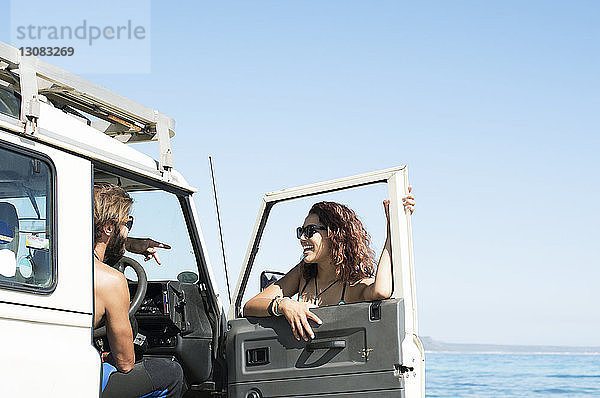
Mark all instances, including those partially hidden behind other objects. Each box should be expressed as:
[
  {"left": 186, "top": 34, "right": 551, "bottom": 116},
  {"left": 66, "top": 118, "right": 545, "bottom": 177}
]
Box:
[{"left": 104, "top": 230, "right": 127, "bottom": 266}]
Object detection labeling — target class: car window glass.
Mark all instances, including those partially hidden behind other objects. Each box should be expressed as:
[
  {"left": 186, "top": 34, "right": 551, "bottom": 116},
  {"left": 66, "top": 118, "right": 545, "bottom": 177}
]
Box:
[
  {"left": 241, "top": 183, "right": 388, "bottom": 305},
  {"left": 0, "top": 88, "right": 20, "bottom": 119},
  {"left": 124, "top": 190, "right": 197, "bottom": 281},
  {"left": 0, "top": 146, "right": 54, "bottom": 290}
]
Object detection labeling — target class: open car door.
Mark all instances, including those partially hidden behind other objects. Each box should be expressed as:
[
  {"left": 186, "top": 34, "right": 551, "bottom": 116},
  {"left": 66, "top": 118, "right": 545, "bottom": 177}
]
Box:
[{"left": 226, "top": 166, "right": 425, "bottom": 398}]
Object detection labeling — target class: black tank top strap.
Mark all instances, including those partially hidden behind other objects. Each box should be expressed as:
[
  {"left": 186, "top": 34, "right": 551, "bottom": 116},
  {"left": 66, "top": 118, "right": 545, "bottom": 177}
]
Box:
[
  {"left": 299, "top": 277, "right": 311, "bottom": 298},
  {"left": 338, "top": 282, "right": 347, "bottom": 305}
]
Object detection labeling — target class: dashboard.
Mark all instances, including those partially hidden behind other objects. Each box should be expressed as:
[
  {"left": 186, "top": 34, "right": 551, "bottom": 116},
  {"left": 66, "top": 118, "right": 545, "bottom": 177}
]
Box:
[
  {"left": 130, "top": 281, "right": 193, "bottom": 348},
  {"left": 126, "top": 279, "right": 215, "bottom": 385}
]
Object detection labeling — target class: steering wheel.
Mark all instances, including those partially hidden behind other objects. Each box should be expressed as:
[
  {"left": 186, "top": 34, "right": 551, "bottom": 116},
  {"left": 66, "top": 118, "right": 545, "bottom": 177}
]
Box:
[{"left": 94, "top": 256, "right": 148, "bottom": 338}]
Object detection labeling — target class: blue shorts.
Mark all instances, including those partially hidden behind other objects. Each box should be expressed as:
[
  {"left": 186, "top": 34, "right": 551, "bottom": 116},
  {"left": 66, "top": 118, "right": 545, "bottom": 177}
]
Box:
[{"left": 102, "top": 358, "right": 184, "bottom": 398}]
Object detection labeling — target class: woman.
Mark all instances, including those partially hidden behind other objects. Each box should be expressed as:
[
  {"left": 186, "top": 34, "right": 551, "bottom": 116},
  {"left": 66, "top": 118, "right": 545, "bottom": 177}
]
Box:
[{"left": 243, "top": 188, "right": 415, "bottom": 341}]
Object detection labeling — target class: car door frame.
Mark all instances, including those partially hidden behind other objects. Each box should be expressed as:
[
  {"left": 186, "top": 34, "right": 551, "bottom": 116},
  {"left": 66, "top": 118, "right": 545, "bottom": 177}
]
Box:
[
  {"left": 0, "top": 124, "right": 100, "bottom": 397},
  {"left": 228, "top": 165, "right": 425, "bottom": 397}
]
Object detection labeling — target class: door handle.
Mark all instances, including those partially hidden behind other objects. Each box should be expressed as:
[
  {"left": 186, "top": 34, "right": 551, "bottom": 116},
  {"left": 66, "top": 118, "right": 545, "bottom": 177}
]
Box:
[
  {"left": 246, "top": 347, "right": 270, "bottom": 366},
  {"left": 306, "top": 340, "right": 346, "bottom": 351}
]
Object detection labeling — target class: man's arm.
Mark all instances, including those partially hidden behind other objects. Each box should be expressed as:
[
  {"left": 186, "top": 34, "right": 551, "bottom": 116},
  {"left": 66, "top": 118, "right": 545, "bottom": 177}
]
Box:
[
  {"left": 126, "top": 237, "right": 171, "bottom": 264},
  {"left": 104, "top": 271, "right": 135, "bottom": 373}
]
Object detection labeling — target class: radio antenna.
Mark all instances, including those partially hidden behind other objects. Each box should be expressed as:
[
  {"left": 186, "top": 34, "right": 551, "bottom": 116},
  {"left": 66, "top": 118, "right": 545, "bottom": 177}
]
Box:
[{"left": 209, "top": 156, "right": 232, "bottom": 304}]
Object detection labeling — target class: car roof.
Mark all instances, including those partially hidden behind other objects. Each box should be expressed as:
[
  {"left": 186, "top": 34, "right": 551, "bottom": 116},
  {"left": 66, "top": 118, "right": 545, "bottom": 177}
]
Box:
[{"left": 0, "top": 41, "right": 195, "bottom": 193}]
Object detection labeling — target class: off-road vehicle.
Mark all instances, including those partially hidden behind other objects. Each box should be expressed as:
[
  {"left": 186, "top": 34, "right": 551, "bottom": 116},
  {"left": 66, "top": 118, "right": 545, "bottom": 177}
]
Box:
[{"left": 0, "top": 41, "right": 424, "bottom": 397}]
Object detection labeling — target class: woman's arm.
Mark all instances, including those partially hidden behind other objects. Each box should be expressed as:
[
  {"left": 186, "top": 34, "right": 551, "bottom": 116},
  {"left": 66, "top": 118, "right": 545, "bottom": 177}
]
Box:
[
  {"left": 362, "top": 200, "right": 393, "bottom": 301},
  {"left": 243, "top": 263, "right": 322, "bottom": 341},
  {"left": 243, "top": 263, "right": 302, "bottom": 316},
  {"left": 362, "top": 188, "right": 415, "bottom": 301}
]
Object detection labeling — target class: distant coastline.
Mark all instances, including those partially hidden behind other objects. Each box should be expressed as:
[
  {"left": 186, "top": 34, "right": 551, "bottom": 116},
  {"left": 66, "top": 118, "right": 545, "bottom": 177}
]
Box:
[{"left": 421, "top": 336, "right": 600, "bottom": 355}]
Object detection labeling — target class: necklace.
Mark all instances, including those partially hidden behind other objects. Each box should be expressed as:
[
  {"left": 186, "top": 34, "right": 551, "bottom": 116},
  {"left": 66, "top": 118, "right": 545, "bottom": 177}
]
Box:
[{"left": 313, "top": 278, "right": 339, "bottom": 305}]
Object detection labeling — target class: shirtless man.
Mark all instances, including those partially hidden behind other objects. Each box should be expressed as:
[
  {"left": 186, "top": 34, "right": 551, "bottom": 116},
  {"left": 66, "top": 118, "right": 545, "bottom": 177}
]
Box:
[{"left": 93, "top": 182, "right": 184, "bottom": 397}]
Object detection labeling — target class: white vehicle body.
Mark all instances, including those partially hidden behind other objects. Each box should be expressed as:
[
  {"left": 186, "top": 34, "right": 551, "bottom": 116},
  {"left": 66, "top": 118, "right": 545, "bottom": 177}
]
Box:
[{"left": 0, "top": 41, "right": 424, "bottom": 397}]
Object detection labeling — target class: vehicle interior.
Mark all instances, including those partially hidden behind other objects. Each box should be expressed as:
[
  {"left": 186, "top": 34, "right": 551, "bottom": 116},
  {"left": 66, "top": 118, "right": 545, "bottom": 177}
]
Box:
[{"left": 93, "top": 168, "right": 225, "bottom": 397}]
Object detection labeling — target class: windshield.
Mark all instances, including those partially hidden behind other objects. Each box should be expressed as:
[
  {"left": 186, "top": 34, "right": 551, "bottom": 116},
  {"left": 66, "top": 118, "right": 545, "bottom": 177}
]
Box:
[{"left": 125, "top": 189, "right": 197, "bottom": 281}]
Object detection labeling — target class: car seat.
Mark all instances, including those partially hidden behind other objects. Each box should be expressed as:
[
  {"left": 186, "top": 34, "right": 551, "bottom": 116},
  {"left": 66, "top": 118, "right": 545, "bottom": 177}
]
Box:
[
  {"left": 0, "top": 202, "right": 19, "bottom": 252},
  {"left": 31, "top": 247, "right": 51, "bottom": 286},
  {"left": 0, "top": 202, "right": 19, "bottom": 279}
]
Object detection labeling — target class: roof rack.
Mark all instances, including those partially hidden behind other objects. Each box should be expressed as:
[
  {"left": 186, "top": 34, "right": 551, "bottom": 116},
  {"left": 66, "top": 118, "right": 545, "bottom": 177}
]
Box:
[{"left": 0, "top": 41, "right": 174, "bottom": 175}]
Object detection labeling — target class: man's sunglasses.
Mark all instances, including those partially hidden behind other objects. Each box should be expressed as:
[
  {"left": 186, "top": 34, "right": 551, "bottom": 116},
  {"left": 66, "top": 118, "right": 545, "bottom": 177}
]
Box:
[
  {"left": 124, "top": 216, "right": 134, "bottom": 231},
  {"left": 296, "top": 224, "right": 327, "bottom": 239}
]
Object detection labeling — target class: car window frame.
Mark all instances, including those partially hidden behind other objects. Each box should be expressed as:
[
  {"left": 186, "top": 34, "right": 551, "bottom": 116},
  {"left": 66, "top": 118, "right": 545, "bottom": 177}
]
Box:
[
  {"left": 0, "top": 139, "right": 58, "bottom": 294},
  {"left": 230, "top": 166, "right": 413, "bottom": 319}
]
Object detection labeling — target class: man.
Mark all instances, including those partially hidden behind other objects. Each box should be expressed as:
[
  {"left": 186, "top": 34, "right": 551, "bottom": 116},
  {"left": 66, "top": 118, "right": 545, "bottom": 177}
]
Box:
[{"left": 93, "top": 182, "right": 184, "bottom": 397}]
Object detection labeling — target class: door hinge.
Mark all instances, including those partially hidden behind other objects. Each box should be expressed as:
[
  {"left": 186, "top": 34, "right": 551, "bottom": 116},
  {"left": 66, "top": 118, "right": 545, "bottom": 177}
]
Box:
[{"left": 394, "top": 363, "right": 414, "bottom": 376}]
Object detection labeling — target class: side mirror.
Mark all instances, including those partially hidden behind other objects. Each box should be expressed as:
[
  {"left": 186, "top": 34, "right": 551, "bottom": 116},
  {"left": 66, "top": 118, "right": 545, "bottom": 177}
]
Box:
[
  {"left": 177, "top": 271, "right": 199, "bottom": 284},
  {"left": 260, "top": 270, "right": 285, "bottom": 291}
]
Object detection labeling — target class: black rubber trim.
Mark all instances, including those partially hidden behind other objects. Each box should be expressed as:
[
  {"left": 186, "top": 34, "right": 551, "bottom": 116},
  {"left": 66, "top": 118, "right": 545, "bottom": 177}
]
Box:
[
  {"left": 93, "top": 161, "right": 192, "bottom": 196},
  {"left": 0, "top": 299, "right": 92, "bottom": 315}
]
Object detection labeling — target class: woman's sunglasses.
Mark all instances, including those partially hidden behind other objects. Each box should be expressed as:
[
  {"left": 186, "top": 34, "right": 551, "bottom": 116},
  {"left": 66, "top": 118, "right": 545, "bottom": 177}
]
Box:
[{"left": 296, "top": 224, "right": 327, "bottom": 239}]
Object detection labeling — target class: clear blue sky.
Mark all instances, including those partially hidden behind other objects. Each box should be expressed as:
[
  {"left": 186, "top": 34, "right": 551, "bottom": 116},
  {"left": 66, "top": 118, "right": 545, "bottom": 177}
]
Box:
[{"left": 2, "top": 0, "right": 598, "bottom": 346}]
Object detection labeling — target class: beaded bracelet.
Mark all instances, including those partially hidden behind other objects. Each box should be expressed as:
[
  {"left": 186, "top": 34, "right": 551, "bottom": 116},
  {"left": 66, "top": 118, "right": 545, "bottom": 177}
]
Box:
[
  {"left": 273, "top": 297, "right": 287, "bottom": 316},
  {"left": 267, "top": 296, "right": 280, "bottom": 316},
  {"left": 273, "top": 298, "right": 281, "bottom": 316}
]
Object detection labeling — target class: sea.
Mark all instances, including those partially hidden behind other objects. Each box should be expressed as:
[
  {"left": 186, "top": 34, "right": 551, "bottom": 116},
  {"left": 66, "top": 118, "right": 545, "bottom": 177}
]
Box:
[{"left": 426, "top": 352, "right": 600, "bottom": 397}]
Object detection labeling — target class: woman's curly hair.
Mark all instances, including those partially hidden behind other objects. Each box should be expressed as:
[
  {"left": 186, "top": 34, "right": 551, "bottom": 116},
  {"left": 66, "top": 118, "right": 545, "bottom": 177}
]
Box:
[{"left": 303, "top": 201, "right": 376, "bottom": 283}]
